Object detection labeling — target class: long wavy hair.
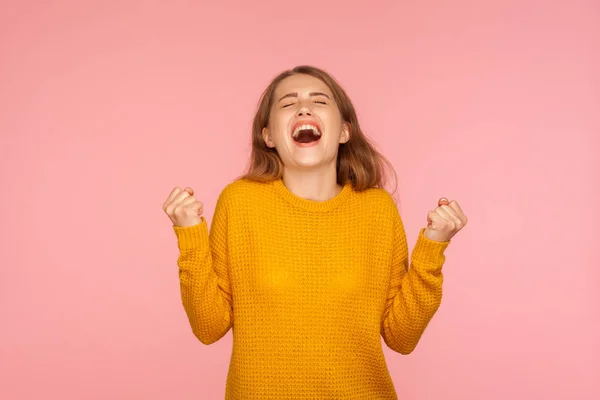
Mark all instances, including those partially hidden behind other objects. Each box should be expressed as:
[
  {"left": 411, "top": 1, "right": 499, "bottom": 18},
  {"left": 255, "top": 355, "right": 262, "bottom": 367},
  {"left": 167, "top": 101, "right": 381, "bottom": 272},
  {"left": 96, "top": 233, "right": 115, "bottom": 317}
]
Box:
[{"left": 241, "top": 65, "right": 397, "bottom": 193}]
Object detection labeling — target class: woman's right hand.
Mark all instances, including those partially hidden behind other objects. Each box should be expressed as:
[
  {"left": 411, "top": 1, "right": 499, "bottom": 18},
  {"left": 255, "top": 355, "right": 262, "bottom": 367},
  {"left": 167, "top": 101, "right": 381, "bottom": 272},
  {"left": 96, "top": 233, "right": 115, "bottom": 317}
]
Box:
[{"left": 162, "top": 187, "right": 204, "bottom": 227}]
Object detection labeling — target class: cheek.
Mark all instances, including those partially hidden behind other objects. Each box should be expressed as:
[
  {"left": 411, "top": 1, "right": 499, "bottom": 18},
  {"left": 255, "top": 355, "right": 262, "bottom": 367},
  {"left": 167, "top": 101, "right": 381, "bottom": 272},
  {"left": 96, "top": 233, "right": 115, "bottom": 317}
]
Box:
[
  {"left": 322, "top": 112, "right": 343, "bottom": 138},
  {"left": 271, "top": 125, "right": 288, "bottom": 145},
  {"left": 269, "top": 112, "right": 293, "bottom": 142}
]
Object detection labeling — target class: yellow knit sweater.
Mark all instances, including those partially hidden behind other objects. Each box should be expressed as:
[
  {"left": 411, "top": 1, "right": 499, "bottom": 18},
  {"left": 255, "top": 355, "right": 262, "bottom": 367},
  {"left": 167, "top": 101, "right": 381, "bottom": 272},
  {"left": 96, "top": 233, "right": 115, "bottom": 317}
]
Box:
[{"left": 173, "top": 178, "right": 450, "bottom": 399}]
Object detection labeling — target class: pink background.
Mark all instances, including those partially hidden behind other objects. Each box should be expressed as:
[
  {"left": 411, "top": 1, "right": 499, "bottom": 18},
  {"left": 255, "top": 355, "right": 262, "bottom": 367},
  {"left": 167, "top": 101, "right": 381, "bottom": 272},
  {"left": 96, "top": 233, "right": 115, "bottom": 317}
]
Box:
[{"left": 1, "top": 0, "right": 598, "bottom": 399}]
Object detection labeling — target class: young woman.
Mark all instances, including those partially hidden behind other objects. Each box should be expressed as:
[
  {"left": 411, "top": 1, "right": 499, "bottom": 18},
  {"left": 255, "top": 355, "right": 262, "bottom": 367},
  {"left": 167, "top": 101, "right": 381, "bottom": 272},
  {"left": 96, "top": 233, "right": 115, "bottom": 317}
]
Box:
[{"left": 162, "top": 65, "right": 468, "bottom": 399}]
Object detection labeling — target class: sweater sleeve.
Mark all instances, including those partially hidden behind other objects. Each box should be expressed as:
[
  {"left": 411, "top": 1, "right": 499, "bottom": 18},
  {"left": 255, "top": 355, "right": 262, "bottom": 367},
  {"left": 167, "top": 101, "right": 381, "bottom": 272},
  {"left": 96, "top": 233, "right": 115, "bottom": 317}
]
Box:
[
  {"left": 380, "top": 208, "right": 450, "bottom": 354},
  {"left": 173, "top": 190, "right": 233, "bottom": 345}
]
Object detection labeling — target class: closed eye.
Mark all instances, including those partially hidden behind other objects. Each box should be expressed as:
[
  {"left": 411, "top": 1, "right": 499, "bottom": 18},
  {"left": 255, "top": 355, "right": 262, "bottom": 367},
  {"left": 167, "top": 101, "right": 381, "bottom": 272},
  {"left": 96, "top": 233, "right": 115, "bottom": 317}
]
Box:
[
  {"left": 314, "top": 101, "right": 327, "bottom": 104},
  {"left": 282, "top": 103, "right": 295, "bottom": 108}
]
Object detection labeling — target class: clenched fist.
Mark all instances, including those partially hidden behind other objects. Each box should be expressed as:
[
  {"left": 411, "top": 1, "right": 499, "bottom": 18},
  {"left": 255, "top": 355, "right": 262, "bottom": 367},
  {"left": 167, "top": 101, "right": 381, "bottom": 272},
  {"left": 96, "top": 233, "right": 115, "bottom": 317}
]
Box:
[
  {"left": 424, "top": 197, "right": 468, "bottom": 242},
  {"left": 162, "top": 187, "right": 204, "bottom": 227}
]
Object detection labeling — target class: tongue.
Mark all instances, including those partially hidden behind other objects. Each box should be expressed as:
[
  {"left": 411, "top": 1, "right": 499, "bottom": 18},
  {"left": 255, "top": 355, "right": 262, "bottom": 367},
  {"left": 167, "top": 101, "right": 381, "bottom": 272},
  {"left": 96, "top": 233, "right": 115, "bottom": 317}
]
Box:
[{"left": 294, "top": 129, "right": 320, "bottom": 143}]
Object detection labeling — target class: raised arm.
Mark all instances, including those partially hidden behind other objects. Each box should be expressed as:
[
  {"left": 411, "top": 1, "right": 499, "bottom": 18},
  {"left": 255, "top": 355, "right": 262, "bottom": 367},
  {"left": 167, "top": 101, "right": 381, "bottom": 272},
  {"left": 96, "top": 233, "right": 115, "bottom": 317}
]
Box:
[
  {"left": 380, "top": 209, "right": 449, "bottom": 355},
  {"left": 173, "top": 190, "right": 233, "bottom": 344}
]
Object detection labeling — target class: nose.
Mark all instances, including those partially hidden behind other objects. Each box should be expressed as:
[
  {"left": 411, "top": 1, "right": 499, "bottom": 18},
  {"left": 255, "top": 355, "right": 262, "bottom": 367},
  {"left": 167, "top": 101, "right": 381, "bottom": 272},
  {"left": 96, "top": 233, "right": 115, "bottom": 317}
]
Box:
[{"left": 297, "top": 102, "right": 312, "bottom": 117}]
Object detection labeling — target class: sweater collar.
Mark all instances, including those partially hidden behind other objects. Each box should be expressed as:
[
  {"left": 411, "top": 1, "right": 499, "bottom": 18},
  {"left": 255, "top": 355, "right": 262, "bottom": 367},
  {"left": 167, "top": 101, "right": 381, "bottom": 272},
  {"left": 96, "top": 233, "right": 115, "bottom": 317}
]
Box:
[{"left": 271, "top": 178, "right": 353, "bottom": 212}]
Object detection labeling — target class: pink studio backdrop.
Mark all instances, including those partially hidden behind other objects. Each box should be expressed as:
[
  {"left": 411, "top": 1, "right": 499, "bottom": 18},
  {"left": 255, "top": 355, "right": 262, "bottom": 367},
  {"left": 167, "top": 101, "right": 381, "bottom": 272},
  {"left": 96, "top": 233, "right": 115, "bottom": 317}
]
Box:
[{"left": 1, "top": 1, "right": 598, "bottom": 399}]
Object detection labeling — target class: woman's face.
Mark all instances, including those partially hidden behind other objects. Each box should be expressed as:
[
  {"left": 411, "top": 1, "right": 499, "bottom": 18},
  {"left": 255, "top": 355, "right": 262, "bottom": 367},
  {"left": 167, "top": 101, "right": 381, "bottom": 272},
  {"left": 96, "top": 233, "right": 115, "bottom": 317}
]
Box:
[{"left": 262, "top": 74, "right": 350, "bottom": 172}]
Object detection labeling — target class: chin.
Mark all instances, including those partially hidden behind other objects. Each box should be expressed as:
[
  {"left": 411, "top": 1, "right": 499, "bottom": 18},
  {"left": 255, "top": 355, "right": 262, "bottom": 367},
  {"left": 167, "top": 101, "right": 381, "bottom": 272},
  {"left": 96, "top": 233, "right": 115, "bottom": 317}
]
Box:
[
  {"left": 290, "top": 154, "right": 336, "bottom": 170},
  {"left": 280, "top": 142, "right": 337, "bottom": 170}
]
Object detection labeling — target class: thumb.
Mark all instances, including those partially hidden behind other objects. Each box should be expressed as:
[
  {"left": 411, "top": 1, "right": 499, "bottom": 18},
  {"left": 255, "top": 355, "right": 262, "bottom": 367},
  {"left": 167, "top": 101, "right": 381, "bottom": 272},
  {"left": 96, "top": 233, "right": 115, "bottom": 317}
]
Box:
[{"left": 184, "top": 187, "right": 194, "bottom": 196}]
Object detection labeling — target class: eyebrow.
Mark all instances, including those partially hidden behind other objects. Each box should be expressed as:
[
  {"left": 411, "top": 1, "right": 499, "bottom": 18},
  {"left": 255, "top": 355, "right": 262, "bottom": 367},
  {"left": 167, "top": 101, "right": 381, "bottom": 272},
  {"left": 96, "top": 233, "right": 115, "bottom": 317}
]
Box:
[{"left": 277, "top": 92, "right": 331, "bottom": 102}]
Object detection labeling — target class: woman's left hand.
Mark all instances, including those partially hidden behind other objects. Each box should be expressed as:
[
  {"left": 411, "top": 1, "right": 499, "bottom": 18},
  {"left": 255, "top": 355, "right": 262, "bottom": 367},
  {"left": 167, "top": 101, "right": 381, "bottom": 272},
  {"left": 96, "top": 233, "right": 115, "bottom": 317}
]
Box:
[{"left": 423, "top": 198, "right": 468, "bottom": 242}]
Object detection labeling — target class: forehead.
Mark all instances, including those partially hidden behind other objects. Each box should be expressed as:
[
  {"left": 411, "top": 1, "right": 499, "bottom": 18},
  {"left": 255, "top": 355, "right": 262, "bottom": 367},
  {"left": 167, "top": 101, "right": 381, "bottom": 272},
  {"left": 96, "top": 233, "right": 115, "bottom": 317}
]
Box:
[{"left": 274, "top": 74, "right": 332, "bottom": 96}]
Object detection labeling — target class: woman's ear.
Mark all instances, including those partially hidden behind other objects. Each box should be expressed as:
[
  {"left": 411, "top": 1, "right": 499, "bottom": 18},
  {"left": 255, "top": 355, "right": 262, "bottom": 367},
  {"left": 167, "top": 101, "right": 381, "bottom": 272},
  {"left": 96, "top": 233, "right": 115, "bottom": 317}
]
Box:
[
  {"left": 262, "top": 127, "right": 275, "bottom": 148},
  {"left": 339, "top": 122, "right": 351, "bottom": 144}
]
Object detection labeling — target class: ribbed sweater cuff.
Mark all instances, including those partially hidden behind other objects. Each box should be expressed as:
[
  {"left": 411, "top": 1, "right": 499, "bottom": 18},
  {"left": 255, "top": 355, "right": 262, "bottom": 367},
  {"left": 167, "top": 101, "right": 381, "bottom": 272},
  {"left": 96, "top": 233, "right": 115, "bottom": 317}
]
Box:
[
  {"left": 172, "top": 217, "right": 209, "bottom": 250},
  {"left": 411, "top": 228, "right": 450, "bottom": 268}
]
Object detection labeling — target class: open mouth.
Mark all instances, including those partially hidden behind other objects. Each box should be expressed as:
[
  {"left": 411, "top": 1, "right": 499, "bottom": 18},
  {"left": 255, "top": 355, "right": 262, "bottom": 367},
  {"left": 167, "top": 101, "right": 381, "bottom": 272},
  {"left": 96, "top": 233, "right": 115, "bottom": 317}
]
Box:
[{"left": 291, "top": 123, "right": 322, "bottom": 144}]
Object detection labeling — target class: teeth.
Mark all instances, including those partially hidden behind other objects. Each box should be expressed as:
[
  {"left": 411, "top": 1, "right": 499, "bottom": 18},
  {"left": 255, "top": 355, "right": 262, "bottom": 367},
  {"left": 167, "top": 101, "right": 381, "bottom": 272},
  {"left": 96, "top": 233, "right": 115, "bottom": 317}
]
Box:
[{"left": 292, "top": 124, "right": 321, "bottom": 138}]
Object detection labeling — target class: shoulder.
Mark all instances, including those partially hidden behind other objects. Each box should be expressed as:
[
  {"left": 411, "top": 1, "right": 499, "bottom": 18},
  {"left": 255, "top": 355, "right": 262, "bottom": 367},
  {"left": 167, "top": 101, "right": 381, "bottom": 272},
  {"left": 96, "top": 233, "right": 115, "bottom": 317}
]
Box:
[
  {"left": 351, "top": 186, "right": 399, "bottom": 212},
  {"left": 350, "top": 186, "right": 403, "bottom": 233},
  {"left": 216, "top": 177, "right": 272, "bottom": 206}
]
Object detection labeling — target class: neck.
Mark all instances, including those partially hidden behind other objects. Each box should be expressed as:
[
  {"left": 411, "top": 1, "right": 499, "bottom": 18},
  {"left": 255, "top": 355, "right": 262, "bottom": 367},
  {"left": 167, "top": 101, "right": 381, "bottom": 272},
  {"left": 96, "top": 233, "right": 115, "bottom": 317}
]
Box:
[{"left": 281, "top": 165, "right": 342, "bottom": 202}]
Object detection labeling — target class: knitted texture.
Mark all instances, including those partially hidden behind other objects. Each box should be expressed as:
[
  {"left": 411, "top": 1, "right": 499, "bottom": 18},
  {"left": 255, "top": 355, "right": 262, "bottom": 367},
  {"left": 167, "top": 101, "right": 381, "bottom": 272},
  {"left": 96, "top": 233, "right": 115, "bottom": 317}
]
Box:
[{"left": 173, "top": 178, "right": 450, "bottom": 399}]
